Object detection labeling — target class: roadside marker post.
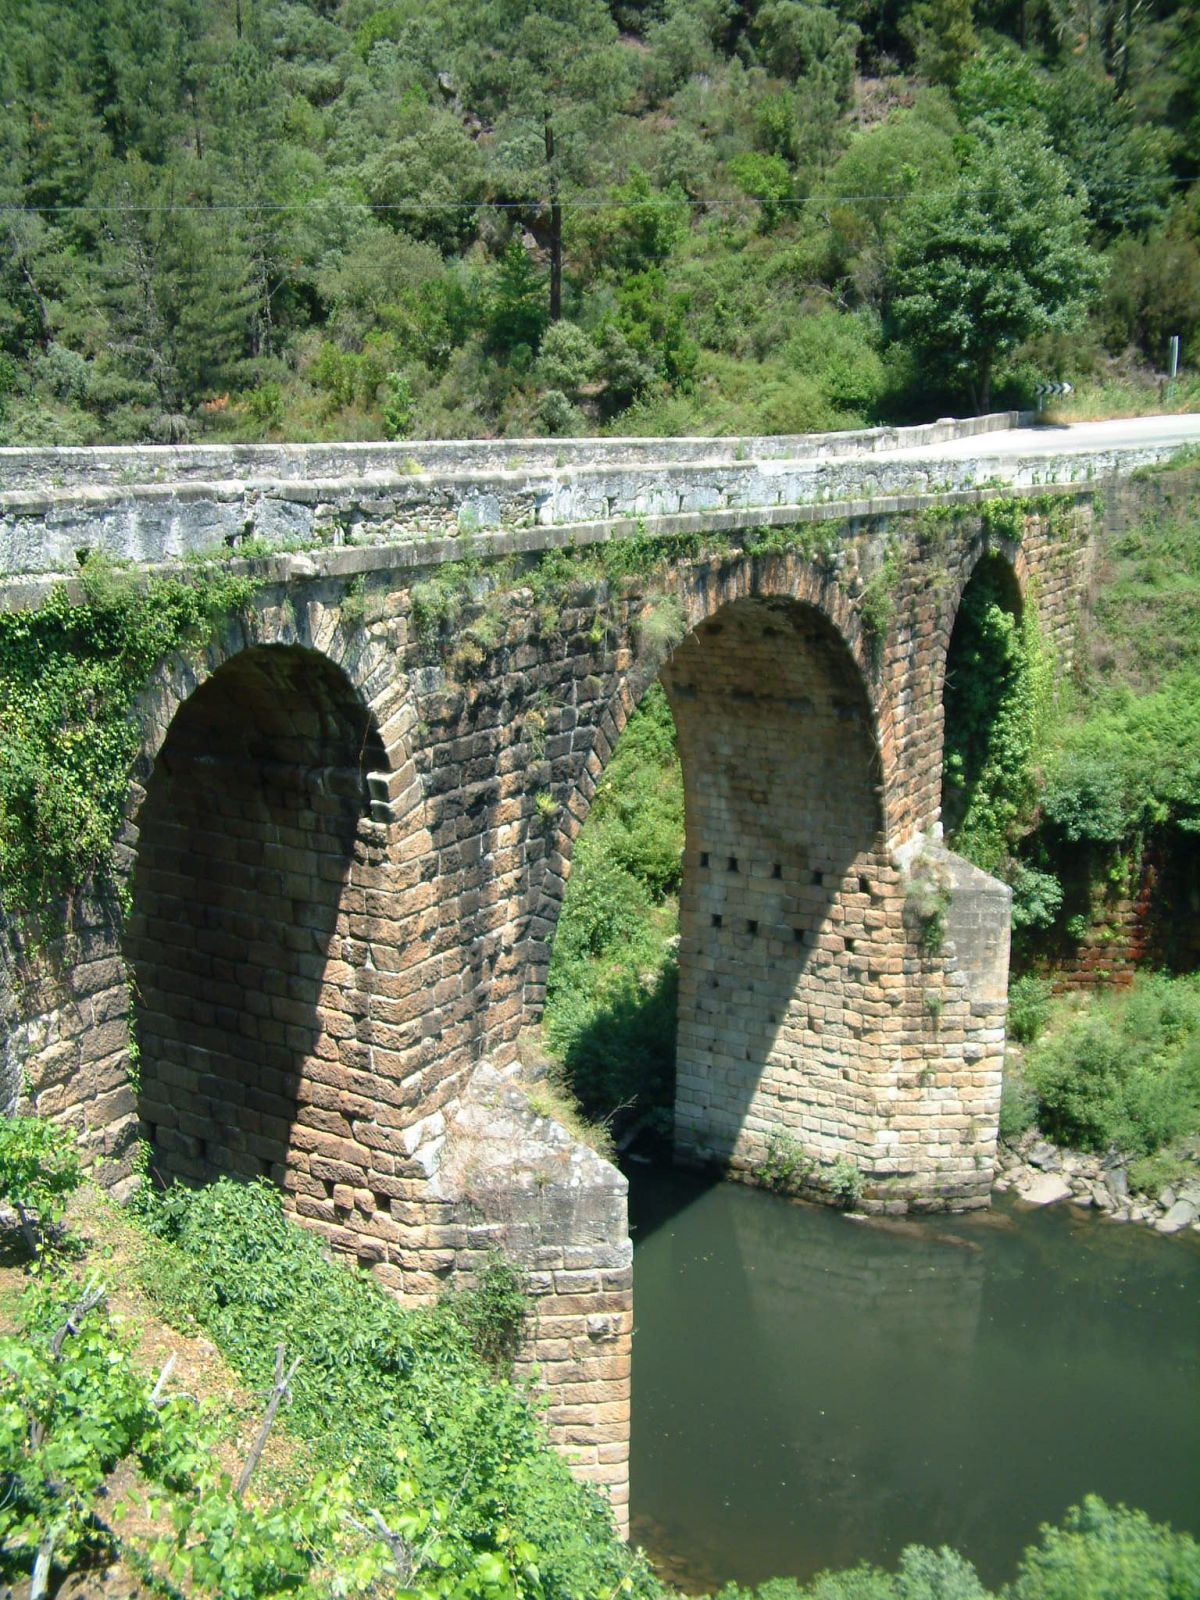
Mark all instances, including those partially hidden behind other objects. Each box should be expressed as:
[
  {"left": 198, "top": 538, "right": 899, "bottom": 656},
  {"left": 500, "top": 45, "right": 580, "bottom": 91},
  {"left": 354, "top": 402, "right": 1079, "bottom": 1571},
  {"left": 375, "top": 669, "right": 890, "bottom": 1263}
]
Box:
[{"left": 1035, "top": 380, "right": 1073, "bottom": 413}]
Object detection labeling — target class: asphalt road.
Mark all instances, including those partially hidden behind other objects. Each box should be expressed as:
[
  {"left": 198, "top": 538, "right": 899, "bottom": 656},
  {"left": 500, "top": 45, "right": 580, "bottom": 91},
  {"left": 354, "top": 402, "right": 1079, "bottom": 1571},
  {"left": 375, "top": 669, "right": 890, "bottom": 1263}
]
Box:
[{"left": 884, "top": 412, "right": 1200, "bottom": 462}]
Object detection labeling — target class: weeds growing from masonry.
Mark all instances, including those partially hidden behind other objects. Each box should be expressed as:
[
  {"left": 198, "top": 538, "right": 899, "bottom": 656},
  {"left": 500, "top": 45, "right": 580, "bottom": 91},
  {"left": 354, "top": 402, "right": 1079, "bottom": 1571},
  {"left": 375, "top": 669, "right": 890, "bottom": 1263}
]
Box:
[{"left": 0, "top": 557, "right": 258, "bottom": 919}]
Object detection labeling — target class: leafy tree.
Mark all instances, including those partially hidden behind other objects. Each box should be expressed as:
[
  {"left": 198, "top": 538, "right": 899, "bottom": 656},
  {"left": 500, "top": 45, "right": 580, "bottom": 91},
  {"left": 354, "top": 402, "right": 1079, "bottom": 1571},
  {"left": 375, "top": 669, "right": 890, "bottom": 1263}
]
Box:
[
  {"left": 485, "top": 236, "right": 549, "bottom": 357},
  {"left": 0, "top": 1118, "right": 81, "bottom": 1254},
  {"left": 826, "top": 104, "right": 960, "bottom": 307},
  {"left": 728, "top": 151, "right": 794, "bottom": 228},
  {"left": 533, "top": 318, "right": 598, "bottom": 396},
  {"left": 889, "top": 132, "right": 1102, "bottom": 411},
  {"left": 1010, "top": 1496, "right": 1200, "bottom": 1599},
  {"left": 1101, "top": 221, "right": 1200, "bottom": 365},
  {"left": 900, "top": 0, "right": 978, "bottom": 86},
  {"left": 955, "top": 47, "right": 1172, "bottom": 238},
  {"left": 90, "top": 156, "right": 254, "bottom": 425},
  {"left": 567, "top": 168, "right": 689, "bottom": 279},
  {"left": 455, "top": 0, "right": 633, "bottom": 320},
  {"left": 753, "top": 0, "right": 859, "bottom": 90}
]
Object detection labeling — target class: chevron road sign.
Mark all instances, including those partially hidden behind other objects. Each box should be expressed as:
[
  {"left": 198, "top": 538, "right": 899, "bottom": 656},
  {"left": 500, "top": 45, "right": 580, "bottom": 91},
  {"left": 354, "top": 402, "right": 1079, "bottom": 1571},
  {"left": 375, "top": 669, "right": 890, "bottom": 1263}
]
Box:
[{"left": 1035, "top": 381, "right": 1074, "bottom": 409}]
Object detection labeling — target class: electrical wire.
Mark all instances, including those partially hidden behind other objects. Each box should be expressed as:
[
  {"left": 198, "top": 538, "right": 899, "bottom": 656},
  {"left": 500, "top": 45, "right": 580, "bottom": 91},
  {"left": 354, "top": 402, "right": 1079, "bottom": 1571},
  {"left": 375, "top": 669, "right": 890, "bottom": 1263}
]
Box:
[{"left": 0, "top": 172, "right": 1192, "bottom": 216}]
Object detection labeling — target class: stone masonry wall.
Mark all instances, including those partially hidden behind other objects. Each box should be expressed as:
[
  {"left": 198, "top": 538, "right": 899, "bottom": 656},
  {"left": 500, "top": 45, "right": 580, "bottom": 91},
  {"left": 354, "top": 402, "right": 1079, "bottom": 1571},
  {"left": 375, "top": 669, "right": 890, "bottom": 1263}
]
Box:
[
  {"left": 0, "top": 413, "right": 1027, "bottom": 494},
  {"left": 0, "top": 416, "right": 1182, "bottom": 583},
  {"left": 0, "top": 478, "right": 1119, "bottom": 1525}
]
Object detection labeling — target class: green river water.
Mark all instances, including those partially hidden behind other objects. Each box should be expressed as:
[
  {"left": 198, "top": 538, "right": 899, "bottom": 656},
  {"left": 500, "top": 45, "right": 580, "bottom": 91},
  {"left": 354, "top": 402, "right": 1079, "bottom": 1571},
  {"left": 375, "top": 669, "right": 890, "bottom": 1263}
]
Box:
[{"left": 628, "top": 1167, "right": 1200, "bottom": 1593}]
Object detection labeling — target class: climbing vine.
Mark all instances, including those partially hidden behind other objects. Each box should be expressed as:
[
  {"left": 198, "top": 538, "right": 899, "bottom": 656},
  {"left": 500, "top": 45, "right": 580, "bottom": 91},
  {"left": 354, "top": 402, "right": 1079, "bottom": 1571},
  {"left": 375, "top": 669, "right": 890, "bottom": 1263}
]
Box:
[
  {"left": 942, "top": 559, "right": 1050, "bottom": 874},
  {"left": 0, "top": 558, "right": 258, "bottom": 918}
]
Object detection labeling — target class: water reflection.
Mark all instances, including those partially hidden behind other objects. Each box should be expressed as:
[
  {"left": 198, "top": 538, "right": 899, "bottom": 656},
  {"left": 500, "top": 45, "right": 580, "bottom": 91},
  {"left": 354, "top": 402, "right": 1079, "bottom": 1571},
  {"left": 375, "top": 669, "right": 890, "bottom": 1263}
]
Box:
[{"left": 630, "top": 1170, "right": 1200, "bottom": 1593}]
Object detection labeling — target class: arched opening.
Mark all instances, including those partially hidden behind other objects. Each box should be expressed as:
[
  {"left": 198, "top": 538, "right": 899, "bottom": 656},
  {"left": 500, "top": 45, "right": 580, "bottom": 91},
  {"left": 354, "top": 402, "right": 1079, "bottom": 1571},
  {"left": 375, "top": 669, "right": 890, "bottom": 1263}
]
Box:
[
  {"left": 545, "top": 592, "right": 884, "bottom": 1176},
  {"left": 125, "top": 646, "right": 386, "bottom": 1191},
  {"left": 941, "top": 554, "right": 1027, "bottom": 866}
]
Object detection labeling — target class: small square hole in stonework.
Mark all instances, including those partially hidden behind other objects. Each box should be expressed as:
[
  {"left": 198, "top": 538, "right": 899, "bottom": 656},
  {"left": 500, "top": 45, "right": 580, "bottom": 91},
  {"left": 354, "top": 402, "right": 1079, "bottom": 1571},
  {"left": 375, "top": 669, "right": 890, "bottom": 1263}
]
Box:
[
  {"left": 373, "top": 1192, "right": 391, "bottom": 1213},
  {"left": 195, "top": 1138, "right": 208, "bottom": 1163},
  {"left": 258, "top": 1158, "right": 272, "bottom": 1178},
  {"left": 356, "top": 1256, "right": 375, "bottom": 1273},
  {"left": 700, "top": 851, "right": 710, "bottom": 868},
  {"left": 794, "top": 927, "right": 806, "bottom": 943},
  {"left": 846, "top": 938, "right": 856, "bottom": 953},
  {"left": 728, "top": 856, "right": 739, "bottom": 872},
  {"left": 712, "top": 912, "right": 723, "bottom": 928},
  {"left": 812, "top": 870, "right": 824, "bottom": 886},
  {"left": 323, "top": 1179, "right": 335, "bottom": 1200},
  {"left": 746, "top": 919, "right": 758, "bottom": 935},
  {"left": 859, "top": 876, "right": 871, "bottom": 895},
  {"left": 145, "top": 1122, "right": 158, "bottom": 1145},
  {"left": 772, "top": 863, "right": 782, "bottom": 879}
]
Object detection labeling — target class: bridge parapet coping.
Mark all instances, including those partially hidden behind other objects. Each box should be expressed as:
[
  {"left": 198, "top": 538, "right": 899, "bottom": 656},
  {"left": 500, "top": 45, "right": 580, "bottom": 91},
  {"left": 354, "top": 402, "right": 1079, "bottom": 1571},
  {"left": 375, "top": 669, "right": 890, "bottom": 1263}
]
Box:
[
  {"left": 0, "top": 446, "right": 1159, "bottom": 589},
  {"left": 0, "top": 411, "right": 1030, "bottom": 494}
]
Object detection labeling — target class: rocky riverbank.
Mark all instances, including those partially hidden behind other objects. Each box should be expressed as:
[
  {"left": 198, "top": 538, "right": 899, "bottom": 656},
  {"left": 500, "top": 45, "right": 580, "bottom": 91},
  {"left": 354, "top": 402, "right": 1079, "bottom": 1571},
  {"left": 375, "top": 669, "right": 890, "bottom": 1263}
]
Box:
[{"left": 994, "top": 1129, "right": 1200, "bottom": 1236}]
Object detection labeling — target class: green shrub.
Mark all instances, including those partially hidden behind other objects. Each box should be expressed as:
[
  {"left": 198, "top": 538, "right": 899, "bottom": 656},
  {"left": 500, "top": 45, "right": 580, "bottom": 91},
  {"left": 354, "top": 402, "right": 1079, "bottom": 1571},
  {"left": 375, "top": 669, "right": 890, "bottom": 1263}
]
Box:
[
  {"left": 713, "top": 1542, "right": 988, "bottom": 1598},
  {"left": 1024, "top": 973, "right": 1200, "bottom": 1154},
  {"left": 1007, "top": 975, "right": 1053, "bottom": 1044},
  {"left": 999, "top": 1069, "right": 1039, "bottom": 1142},
  {"left": 1128, "top": 1149, "right": 1192, "bottom": 1199},
  {"left": 444, "top": 1257, "right": 529, "bottom": 1377},
  {"left": 0, "top": 1280, "right": 152, "bottom": 1581},
  {"left": 544, "top": 684, "right": 683, "bottom": 1125},
  {"left": 942, "top": 556, "right": 1047, "bottom": 872},
  {"left": 781, "top": 311, "right": 887, "bottom": 418},
  {"left": 135, "top": 1179, "right": 650, "bottom": 1600},
  {"left": 1009, "top": 1496, "right": 1200, "bottom": 1600},
  {"left": 0, "top": 563, "right": 258, "bottom": 913},
  {"left": 0, "top": 1271, "right": 505, "bottom": 1600},
  {"left": 1007, "top": 865, "right": 1064, "bottom": 935},
  {"left": 823, "top": 1157, "right": 863, "bottom": 1209},
  {"left": 759, "top": 1131, "right": 813, "bottom": 1196},
  {"left": 0, "top": 1117, "right": 82, "bottom": 1252},
  {"left": 710, "top": 1503, "right": 1200, "bottom": 1600}
]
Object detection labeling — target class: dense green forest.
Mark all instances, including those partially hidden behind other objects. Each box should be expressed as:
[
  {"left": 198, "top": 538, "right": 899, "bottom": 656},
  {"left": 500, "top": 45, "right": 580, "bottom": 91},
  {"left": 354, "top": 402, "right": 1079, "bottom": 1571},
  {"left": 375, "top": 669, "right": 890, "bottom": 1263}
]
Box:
[{"left": 1, "top": 0, "right": 1199, "bottom": 445}]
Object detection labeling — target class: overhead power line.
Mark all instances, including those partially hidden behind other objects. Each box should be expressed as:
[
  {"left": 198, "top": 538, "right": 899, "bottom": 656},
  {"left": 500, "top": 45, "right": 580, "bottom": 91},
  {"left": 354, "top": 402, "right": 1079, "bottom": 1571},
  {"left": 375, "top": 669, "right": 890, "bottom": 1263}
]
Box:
[{"left": 0, "top": 171, "right": 1190, "bottom": 217}]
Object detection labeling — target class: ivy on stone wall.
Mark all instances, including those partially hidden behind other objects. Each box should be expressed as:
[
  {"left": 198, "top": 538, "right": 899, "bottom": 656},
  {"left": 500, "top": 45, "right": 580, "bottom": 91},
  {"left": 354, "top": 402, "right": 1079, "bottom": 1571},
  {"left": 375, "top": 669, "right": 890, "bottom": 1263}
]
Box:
[
  {"left": 942, "top": 557, "right": 1051, "bottom": 874},
  {"left": 0, "top": 559, "right": 258, "bottom": 918}
]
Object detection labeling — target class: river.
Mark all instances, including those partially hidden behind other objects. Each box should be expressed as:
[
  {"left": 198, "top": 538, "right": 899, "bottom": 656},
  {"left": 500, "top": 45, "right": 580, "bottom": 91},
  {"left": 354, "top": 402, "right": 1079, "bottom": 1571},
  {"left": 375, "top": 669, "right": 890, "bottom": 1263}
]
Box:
[{"left": 629, "top": 1167, "right": 1200, "bottom": 1593}]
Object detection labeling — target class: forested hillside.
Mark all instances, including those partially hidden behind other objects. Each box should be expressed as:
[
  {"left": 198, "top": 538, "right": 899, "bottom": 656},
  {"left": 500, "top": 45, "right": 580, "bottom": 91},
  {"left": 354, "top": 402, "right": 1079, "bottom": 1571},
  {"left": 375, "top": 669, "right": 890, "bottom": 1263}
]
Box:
[{"left": 1, "top": 0, "right": 1198, "bottom": 445}]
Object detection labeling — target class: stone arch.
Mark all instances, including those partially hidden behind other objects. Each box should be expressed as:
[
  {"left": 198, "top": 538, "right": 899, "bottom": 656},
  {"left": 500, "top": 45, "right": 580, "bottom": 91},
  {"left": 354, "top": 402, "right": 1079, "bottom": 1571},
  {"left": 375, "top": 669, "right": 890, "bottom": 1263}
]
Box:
[
  {"left": 124, "top": 642, "right": 392, "bottom": 1198},
  {"left": 934, "top": 538, "right": 1028, "bottom": 723},
  {"left": 551, "top": 551, "right": 892, "bottom": 898},
  {"left": 537, "top": 552, "right": 907, "bottom": 1183},
  {"left": 944, "top": 542, "right": 1025, "bottom": 635}
]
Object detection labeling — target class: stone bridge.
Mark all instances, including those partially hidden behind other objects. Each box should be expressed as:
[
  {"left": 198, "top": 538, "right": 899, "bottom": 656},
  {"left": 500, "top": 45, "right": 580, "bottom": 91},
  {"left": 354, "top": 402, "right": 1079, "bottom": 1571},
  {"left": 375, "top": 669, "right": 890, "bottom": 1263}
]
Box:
[{"left": 0, "top": 413, "right": 1190, "bottom": 1530}]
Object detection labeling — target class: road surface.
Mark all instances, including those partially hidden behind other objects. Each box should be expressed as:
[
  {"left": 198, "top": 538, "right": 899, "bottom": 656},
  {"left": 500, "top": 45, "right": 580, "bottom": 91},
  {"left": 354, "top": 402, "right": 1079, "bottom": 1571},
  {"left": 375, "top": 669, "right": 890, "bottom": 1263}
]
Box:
[{"left": 884, "top": 412, "right": 1200, "bottom": 463}]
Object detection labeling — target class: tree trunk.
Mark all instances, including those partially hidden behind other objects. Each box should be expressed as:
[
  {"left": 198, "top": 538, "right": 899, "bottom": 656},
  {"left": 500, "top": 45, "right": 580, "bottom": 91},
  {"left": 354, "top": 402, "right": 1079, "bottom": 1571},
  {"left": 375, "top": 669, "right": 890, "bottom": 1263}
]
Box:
[
  {"left": 979, "top": 357, "right": 993, "bottom": 415},
  {"left": 544, "top": 114, "right": 562, "bottom": 323}
]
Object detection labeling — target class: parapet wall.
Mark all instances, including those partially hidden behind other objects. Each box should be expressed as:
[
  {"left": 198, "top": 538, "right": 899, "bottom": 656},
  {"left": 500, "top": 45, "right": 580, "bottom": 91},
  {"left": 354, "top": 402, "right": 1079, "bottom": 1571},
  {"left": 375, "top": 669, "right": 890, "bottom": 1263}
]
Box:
[
  {"left": 0, "top": 412, "right": 1030, "bottom": 493},
  {"left": 2, "top": 412, "right": 1182, "bottom": 583}
]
